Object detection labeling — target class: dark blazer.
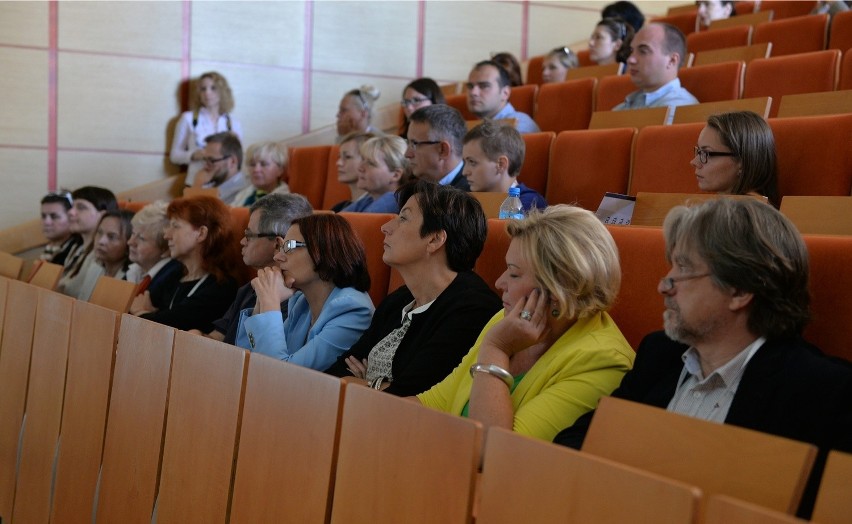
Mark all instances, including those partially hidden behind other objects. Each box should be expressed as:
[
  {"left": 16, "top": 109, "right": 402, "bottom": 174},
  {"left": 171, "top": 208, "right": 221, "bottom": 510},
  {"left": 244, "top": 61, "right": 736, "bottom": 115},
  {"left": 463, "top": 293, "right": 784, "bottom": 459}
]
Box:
[
  {"left": 143, "top": 270, "right": 238, "bottom": 334},
  {"left": 554, "top": 330, "right": 852, "bottom": 517},
  {"left": 146, "top": 258, "right": 184, "bottom": 298},
  {"left": 325, "top": 270, "right": 501, "bottom": 396},
  {"left": 447, "top": 162, "right": 470, "bottom": 191}
]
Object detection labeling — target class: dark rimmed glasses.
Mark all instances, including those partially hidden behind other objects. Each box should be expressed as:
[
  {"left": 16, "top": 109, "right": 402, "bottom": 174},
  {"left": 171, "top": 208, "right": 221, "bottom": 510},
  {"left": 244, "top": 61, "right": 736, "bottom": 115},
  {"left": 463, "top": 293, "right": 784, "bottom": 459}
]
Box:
[
  {"left": 203, "top": 154, "right": 231, "bottom": 165},
  {"left": 659, "top": 273, "right": 711, "bottom": 292},
  {"left": 406, "top": 139, "right": 441, "bottom": 151},
  {"left": 276, "top": 239, "right": 307, "bottom": 254},
  {"left": 694, "top": 146, "right": 735, "bottom": 165},
  {"left": 244, "top": 229, "right": 277, "bottom": 241}
]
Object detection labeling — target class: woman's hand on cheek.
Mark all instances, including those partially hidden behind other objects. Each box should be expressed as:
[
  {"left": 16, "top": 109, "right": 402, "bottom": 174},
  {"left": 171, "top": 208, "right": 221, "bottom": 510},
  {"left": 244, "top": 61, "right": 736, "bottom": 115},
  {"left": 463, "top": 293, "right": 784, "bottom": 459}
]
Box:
[{"left": 481, "top": 288, "right": 551, "bottom": 357}]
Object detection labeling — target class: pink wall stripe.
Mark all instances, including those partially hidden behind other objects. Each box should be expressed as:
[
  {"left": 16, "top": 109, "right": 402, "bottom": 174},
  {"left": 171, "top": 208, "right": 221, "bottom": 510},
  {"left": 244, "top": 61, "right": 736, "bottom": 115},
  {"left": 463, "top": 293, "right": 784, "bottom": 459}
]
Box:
[
  {"left": 301, "top": 0, "right": 314, "bottom": 134},
  {"left": 521, "top": 1, "right": 529, "bottom": 61},
  {"left": 181, "top": 0, "right": 192, "bottom": 110},
  {"left": 416, "top": 0, "right": 426, "bottom": 77},
  {"left": 47, "top": 1, "right": 58, "bottom": 191}
]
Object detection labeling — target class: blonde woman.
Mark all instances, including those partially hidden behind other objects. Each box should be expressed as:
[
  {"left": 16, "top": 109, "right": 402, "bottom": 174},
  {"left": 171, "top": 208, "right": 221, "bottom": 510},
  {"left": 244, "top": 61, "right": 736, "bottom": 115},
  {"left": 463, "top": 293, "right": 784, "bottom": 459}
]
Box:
[
  {"left": 233, "top": 141, "right": 291, "bottom": 207},
  {"left": 417, "top": 205, "right": 634, "bottom": 442},
  {"left": 170, "top": 71, "right": 243, "bottom": 185},
  {"left": 341, "top": 135, "right": 409, "bottom": 214},
  {"left": 336, "top": 85, "right": 381, "bottom": 138},
  {"left": 541, "top": 47, "right": 580, "bottom": 84}
]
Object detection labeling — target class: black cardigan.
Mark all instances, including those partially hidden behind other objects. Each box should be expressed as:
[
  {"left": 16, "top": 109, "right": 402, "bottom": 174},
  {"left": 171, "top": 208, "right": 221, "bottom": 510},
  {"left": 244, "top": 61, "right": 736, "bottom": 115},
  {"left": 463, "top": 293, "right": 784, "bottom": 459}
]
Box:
[{"left": 325, "top": 270, "right": 501, "bottom": 396}]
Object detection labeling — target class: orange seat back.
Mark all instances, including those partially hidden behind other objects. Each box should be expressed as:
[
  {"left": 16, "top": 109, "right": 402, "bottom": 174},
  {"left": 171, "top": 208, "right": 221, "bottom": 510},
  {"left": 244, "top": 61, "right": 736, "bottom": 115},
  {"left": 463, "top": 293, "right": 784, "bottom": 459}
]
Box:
[
  {"left": 629, "top": 122, "right": 705, "bottom": 195},
  {"left": 474, "top": 219, "right": 511, "bottom": 295},
  {"left": 687, "top": 25, "right": 752, "bottom": 53},
  {"left": 607, "top": 225, "right": 669, "bottom": 350},
  {"left": 547, "top": 128, "right": 635, "bottom": 210},
  {"left": 508, "top": 84, "right": 538, "bottom": 116},
  {"left": 759, "top": 0, "right": 818, "bottom": 19},
  {"left": 743, "top": 50, "right": 841, "bottom": 117},
  {"left": 519, "top": 131, "right": 555, "bottom": 195},
  {"left": 339, "top": 212, "right": 394, "bottom": 306},
  {"left": 596, "top": 74, "right": 635, "bottom": 112},
  {"left": 769, "top": 113, "right": 852, "bottom": 199},
  {"left": 828, "top": 9, "right": 852, "bottom": 52},
  {"left": 321, "top": 144, "right": 350, "bottom": 210},
  {"left": 534, "top": 78, "right": 596, "bottom": 133},
  {"left": 288, "top": 145, "right": 332, "bottom": 209},
  {"left": 840, "top": 50, "right": 852, "bottom": 91},
  {"left": 753, "top": 14, "right": 828, "bottom": 57},
  {"left": 653, "top": 11, "right": 699, "bottom": 36},
  {"left": 803, "top": 234, "right": 852, "bottom": 364},
  {"left": 445, "top": 93, "right": 476, "bottom": 120},
  {"left": 526, "top": 55, "right": 545, "bottom": 85},
  {"left": 680, "top": 61, "right": 744, "bottom": 102}
]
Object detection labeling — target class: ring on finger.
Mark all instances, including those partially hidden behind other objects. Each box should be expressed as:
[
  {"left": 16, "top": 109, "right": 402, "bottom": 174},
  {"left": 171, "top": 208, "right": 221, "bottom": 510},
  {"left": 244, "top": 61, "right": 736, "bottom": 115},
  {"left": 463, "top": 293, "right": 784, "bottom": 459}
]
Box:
[{"left": 520, "top": 310, "right": 533, "bottom": 321}]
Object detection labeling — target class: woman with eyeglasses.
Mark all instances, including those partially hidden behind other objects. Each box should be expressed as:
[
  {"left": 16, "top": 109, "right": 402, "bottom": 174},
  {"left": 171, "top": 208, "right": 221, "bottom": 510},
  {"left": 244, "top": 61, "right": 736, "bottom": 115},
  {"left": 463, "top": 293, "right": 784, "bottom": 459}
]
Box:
[
  {"left": 130, "top": 196, "right": 243, "bottom": 333},
  {"left": 588, "top": 17, "right": 635, "bottom": 65},
  {"left": 336, "top": 85, "right": 381, "bottom": 139},
  {"left": 325, "top": 181, "right": 502, "bottom": 396},
  {"left": 398, "top": 78, "right": 445, "bottom": 138},
  {"left": 236, "top": 213, "right": 374, "bottom": 371},
  {"left": 541, "top": 47, "right": 580, "bottom": 84},
  {"left": 417, "top": 205, "right": 634, "bottom": 442},
  {"left": 231, "top": 141, "right": 290, "bottom": 207},
  {"left": 58, "top": 186, "right": 118, "bottom": 299},
  {"left": 691, "top": 111, "right": 779, "bottom": 207},
  {"left": 170, "top": 71, "right": 243, "bottom": 186},
  {"left": 341, "top": 135, "right": 410, "bottom": 214}
]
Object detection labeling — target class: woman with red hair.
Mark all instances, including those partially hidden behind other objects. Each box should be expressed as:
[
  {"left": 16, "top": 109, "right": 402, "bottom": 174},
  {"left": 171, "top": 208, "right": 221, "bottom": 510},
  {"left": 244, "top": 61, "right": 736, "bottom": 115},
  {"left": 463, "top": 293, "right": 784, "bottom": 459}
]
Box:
[{"left": 130, "top": 196, "right": 243, "bottom": 332}]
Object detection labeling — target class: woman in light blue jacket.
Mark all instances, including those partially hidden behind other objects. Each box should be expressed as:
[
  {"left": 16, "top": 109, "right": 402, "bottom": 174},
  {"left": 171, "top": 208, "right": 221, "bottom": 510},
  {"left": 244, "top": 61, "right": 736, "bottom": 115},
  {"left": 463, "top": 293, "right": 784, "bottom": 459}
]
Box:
[{"left": 236, "top": 214, "right": 374, "bottom": 370}]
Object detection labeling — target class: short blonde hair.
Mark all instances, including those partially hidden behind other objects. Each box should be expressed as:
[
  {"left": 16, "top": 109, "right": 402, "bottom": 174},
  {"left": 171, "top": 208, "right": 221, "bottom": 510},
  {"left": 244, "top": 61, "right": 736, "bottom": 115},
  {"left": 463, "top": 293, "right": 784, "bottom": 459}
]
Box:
[
  {"left": 507, "top": 205, "right": 621, "bottom": 320},
  {"left": 245, "top": 141, "right": 287, "bottom": 171},
  {"left": 359, "top": 135, "right": 409, "bottom": 175},
  {"left": 130, "top": 201, "right": 169, "bottom": 251}
]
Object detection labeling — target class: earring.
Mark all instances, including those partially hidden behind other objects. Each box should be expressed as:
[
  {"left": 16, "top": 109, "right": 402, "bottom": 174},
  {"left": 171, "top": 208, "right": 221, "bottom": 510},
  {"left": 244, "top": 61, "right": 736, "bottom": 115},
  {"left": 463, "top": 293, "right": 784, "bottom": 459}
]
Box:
[{"left": 551, "top": 308, "right": 560, "bottom": 317}]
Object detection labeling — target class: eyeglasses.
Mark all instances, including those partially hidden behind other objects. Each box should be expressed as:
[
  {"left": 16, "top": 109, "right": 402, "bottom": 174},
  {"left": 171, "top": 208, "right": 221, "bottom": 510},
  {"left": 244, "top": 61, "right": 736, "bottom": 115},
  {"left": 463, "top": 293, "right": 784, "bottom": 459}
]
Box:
[
  {"left": 203, "top": 154, "right": 231, "bottom": 165},
  {"left": 276, "top": 239, "right": 307, "bottom": 254},
  {"left": 406, "top": 139, "right": 441, "bottom": 151},
  {"left": 45, "top": 191, "right": 73, "bottom": 207},
  {"left": 694, "top": 147, "right": 735, "bottom": 165},
  {"left": 401, "top": 97, "right": 430, "bottom": 107},
  {"left": 659, "top": 273, "right": 711, "bottom": 292},
  {"left": 244, "top": 229, "right": 277, "bottom": 241}
]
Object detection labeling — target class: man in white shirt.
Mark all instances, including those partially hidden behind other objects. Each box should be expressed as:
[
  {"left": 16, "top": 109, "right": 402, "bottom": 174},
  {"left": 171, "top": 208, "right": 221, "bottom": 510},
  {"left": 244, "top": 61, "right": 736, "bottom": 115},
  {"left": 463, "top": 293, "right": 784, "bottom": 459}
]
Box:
[
  {"left": 614, "top": 22, "right": 699, "bottom": 123},
  {"left": 466, "top": 60, "right": 540, "bottom": 134}
]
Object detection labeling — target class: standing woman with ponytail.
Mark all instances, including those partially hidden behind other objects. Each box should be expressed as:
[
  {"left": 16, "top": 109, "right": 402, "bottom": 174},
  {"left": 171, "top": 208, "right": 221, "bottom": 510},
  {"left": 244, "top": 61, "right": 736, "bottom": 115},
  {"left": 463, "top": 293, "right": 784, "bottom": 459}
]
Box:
[{"left": 170, "top": 71, "right": 244, "bottom": 186}]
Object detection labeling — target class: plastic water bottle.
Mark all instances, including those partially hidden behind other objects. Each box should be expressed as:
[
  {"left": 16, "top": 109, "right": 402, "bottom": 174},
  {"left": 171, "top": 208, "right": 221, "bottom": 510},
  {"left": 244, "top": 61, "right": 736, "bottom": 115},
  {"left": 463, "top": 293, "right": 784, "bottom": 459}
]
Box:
[{"left": 498, "top": 187, "right": 524, "bottom": 220}]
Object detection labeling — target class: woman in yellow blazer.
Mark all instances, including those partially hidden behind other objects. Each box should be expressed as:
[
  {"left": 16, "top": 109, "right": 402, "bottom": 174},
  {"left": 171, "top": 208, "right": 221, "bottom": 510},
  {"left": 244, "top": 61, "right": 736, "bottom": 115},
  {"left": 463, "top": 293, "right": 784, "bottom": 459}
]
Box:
[{"left": 417, "top": 205, "right": 635, "bottom": 441}]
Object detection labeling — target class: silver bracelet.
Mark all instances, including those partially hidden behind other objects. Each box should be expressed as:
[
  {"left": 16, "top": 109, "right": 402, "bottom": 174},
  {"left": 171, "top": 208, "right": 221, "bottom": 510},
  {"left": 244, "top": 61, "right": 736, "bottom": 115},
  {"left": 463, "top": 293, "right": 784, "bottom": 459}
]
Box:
[{"left": 469, "top": 363, "right": 514, "bottom": 389}]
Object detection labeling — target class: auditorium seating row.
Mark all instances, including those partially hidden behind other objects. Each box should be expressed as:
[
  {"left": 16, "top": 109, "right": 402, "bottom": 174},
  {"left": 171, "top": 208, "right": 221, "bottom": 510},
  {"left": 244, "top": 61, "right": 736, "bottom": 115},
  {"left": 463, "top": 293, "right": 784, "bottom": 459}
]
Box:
[
  {"left": 525, "top": 7, "right": 852, "bottom": 84},
  {"left": 0, "top": 269, "right": 850, "bottom": 523},
  {"left": 11, "top": 194, "right": 852, "bottom": 358},
  {"left": 287, "top": 113, "right": 852, "bottom": 216},
  {"left": 454, "top": 48, "right": 850, "bottom": 132}
]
